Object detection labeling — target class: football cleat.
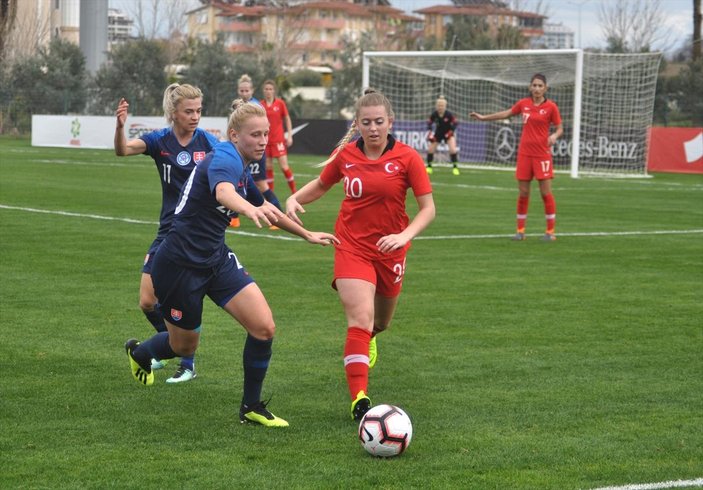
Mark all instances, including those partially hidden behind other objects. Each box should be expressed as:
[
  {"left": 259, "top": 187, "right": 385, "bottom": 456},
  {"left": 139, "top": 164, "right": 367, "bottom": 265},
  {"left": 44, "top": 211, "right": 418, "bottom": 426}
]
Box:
[
  {"left": 125, "top": 338, "right": 153, "bottom": 386},
  {"left": 166, "top": 366, "right": 197, "bottom": 384},
  {"left": 239, "top": 400, "right": 289, "bottom": 427},
  {"left": 452, "top": 167, "right": 460, "bottom": 176},
  {"left": 541, "top": 232, "right": 557, "bottom": 242},
  {"left": 425, "top": 166, "right": 433, "bottom": 175},
  {"left": 511, "top": 232, "right": 526, "bottom": 241},
  {"left": 229, "top": 216, "right": 241, "bottom": 228},
  {"left": 368, "top": 336, "right": 378, "bottom": 369},
  {"left": 351, "top": 390, "right": 372, "bottom": 421},
  {"left": 151, "top": 358, "right": 168, "bottom": 370}
]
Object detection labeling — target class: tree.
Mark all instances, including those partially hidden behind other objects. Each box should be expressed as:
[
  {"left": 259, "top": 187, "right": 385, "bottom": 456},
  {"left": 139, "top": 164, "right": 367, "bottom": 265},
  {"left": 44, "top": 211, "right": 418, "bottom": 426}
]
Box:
[
  {"left": 670, "top": 60, "right": 703, "bottom": 125},
  {"left": 598, "top": 0, "right": 671, "bottom": 53},
  {"left": 179, "top": 39, "right": 239, "bottom": 117},
  {"left": 327, "top": 34, "right": 364, "bottom": 119},
  {"left": 92, "top": 39, "right": 168, "bottom": 116},
  {"left": 2, "top": 38, "right": 87, "bottom": 132},
  {"left": 126, "top": 0, "right": 192, "bottom": 40},
  {"left": 445, "top": 17, "right": 495, "bottom": 50}
]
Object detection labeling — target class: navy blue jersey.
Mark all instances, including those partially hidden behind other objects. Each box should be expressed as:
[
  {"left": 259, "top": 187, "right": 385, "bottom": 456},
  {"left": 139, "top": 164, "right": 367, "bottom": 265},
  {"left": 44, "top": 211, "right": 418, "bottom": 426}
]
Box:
[
  {"left": 140, "top": 127, "right": 220, "bottom": 239},
  {"left": 159, "top": 141, "right": 264, "bottom": 268}
]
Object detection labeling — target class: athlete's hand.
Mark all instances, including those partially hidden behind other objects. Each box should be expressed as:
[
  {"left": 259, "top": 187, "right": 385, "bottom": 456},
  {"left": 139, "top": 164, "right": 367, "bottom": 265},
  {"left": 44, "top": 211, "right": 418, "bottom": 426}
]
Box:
[
  {"left": 469, "top": 112, "right": 484, "bottom": 121},
  {"left": 445, "top": 130, "right": 453, "bottom": 139},
  {"left": 245, "top": 201, "right": 283, "bottom": 228},
  {"left": 304, "top": 231, "right": 339, "bottom": 247},
  {"left": 376, "top": 233, "right": 409, "bottom": 254},
  {"left": 285, "top": 196, "right": 305, "bottom": 226},
  {"left": 426, "top": 131, "right": 436, "bottom": 142},
  {"left": 116, "top": 98, "right": 129, "bottom": 129},
  {"left": 548, "top": 133, "right": 559, "bottom": 146}
]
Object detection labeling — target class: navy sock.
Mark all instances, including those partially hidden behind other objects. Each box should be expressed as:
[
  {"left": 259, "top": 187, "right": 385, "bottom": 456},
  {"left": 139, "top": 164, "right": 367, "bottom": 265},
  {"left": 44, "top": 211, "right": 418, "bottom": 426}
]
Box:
[
  {"left": 143, "top": 309, "right": 167, "bottom": 333},
  {"left": 263, "top": 189, "right": 281, "bottom": 211},
  {"left": 242, "top": 335, "right": 273, "bottom": 406},
  {"left": 135, "top": 331, "right": 176, "bottom": 367},
  {"left": 180, "top": 355, "right": 195, "bottom": 371}
]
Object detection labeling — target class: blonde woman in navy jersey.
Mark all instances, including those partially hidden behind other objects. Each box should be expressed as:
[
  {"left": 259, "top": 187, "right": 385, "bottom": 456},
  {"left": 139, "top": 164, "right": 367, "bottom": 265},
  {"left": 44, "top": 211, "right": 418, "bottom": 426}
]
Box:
[
  {"left": 124, "top": 99, "right": 338, "bottom": 427},
  {"left": 114, "top": 83, "right": 219, "bottom": 383}
]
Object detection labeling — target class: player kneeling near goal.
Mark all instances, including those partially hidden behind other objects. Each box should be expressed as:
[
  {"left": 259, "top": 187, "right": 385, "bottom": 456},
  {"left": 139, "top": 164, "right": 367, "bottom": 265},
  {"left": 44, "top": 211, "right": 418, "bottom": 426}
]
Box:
[{"left": 470, "top": 73, "right": 563, "bottom": 241}]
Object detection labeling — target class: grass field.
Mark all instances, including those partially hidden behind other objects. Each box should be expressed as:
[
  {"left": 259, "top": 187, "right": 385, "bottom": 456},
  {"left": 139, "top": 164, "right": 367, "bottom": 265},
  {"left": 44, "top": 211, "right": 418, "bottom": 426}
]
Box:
[{"left": 1, "top": 135, "right": 702, "bottom": 489}]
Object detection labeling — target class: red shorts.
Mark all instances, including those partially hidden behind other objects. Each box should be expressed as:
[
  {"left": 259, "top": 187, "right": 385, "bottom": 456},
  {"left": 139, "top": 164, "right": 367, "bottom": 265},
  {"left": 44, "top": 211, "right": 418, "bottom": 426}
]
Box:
[
  {"left": 265, "top": 141, "right": 287, "bottom": 158},
  {"left": 333, "top": 248, "right": 407, "bottom": 298},
  {"left": 516, "top": 154, "right": 554, "bottom": 181}
]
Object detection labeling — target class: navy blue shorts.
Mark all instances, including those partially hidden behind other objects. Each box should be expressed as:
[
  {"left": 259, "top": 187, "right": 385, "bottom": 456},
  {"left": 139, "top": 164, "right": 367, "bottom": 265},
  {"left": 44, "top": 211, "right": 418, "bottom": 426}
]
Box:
[
  {"left": 248, "top": 156, "right": 267, "bottom": 182},
  {"left": 141, "top": 237, "right": 163, "bottom": 274},
  {"left": 151, "top": 247, "right": 255, "bottom": 330}
]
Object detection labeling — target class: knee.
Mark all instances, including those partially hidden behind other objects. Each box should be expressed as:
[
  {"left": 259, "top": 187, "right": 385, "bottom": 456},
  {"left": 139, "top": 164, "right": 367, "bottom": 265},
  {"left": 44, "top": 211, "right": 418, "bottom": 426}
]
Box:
[{"left": 250, "top": 320, "right": 276, "bottom": 341}]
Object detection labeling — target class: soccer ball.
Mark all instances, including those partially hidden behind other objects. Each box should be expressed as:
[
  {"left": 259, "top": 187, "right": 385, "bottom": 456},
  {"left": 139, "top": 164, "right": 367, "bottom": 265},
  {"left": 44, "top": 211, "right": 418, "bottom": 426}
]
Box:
[{"left": 358, "top": 404, "right": 413, "bottom": 457}]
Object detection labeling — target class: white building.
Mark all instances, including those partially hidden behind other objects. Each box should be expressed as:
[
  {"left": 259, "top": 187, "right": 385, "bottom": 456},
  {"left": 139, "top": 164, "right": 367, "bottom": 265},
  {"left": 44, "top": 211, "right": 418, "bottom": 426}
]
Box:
[
  {"left": 532, "top": 22, "right": 575, "bottom": 49},
  {"left": 108, "top": 8, "right": 133, "bottom": 48}
]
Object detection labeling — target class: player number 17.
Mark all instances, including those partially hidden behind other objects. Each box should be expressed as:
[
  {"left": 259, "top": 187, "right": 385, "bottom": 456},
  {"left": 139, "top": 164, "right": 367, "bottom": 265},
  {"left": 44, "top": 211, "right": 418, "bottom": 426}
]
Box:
[{"left": 540, "top": 160, "right": 551, "bottom": 173}]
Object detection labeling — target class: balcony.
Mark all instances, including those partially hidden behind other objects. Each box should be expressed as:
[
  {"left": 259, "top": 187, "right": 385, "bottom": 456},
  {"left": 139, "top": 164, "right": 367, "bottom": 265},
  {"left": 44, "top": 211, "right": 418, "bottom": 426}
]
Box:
[{"left": 219, "top": 20, "right": 262, "bottom": 32}]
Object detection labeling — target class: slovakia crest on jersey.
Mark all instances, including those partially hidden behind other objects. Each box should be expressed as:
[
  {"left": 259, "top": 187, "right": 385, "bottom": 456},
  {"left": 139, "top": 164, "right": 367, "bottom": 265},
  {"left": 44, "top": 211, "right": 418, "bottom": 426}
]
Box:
[
  {"left": 193, "top": 151, "right": 206, "bottom": 164},
  {"left": 170, "top": 308, "right": 183, "bottom": 321},
  {"left": 384, "top": 161, "right": 400, "bottom": 174},
  {"left": 176, "top": 151, "right": 191, "bottom": 166}
]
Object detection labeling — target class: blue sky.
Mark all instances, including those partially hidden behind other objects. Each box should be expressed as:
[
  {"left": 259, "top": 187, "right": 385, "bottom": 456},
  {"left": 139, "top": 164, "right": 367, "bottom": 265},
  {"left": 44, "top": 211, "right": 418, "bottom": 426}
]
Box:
[{"left": 111, "top": 0, "right": 694, "bottom": 53}]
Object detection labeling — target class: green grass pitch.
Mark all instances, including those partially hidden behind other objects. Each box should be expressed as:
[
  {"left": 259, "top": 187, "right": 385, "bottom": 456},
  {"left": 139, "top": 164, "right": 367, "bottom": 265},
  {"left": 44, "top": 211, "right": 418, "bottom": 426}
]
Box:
[{"left": 1, "top": 136, "right": 701, "bottom": 489}]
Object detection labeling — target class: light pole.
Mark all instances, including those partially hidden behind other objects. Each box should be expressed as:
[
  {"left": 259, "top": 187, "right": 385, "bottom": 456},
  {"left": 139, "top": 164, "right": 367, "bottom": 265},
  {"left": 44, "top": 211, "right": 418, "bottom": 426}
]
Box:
[{"left": 568, "top": 0, "right": 589, "bottom": 48}]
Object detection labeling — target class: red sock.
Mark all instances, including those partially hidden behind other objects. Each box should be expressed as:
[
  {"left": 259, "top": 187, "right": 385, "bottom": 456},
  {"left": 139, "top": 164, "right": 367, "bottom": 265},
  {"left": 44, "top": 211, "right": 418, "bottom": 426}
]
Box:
[
  {"left": 283, "top": 168, "right": 296, "bottom": 193},
  {"left": 343, "top": 326, "right": 371, "bottom": 399},
  {"left": 266, "top": 167, "right": 275, "bottom": 190},
  {"left": 542, "top": 193, "right": 556, "bottom": 233},
  {"left": 516, "top": 196, "right": 529, "bottom": 232}
]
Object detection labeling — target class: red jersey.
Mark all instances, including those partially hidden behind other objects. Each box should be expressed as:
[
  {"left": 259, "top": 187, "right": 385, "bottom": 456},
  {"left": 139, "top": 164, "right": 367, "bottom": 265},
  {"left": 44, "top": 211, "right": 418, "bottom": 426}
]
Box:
[
  {"left": 511, "top": 97, "right": 562, "bottom": 157},
  {"left": 262, "top": 98, "right": 289, "bottom": 144},
  {"left": 319, "top": 137, "right": 432, "bottom": 260}
]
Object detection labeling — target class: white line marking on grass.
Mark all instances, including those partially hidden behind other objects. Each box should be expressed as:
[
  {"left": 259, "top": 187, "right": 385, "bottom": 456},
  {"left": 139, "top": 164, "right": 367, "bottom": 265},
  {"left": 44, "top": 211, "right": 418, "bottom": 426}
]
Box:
[
  {"left": 0, "top": 204, "right": 298, "bottom": 241},
  {"left": 415, "top": 229, "right": 703, "bottom": 240},
  {"left": 2, "top": 204, "right": 702, "bottom": 242},
  {"left": 589, "top": 477, "right": 703, "bottom": 490}
]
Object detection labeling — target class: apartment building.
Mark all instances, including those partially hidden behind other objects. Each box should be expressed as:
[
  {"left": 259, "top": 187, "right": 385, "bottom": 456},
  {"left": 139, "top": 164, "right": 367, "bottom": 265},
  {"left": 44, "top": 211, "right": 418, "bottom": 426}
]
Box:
[
  {"left": 186, "top": 0, "right": 421, "bottom": 69},
  {"left": 414, "top": 3, "right": 545, "bottom": 49}
]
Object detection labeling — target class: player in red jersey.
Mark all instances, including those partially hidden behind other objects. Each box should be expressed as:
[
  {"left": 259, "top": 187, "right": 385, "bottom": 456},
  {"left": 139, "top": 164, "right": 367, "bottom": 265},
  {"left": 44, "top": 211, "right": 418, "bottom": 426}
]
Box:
[
  {"left": 470, "top": 73, "right": 563, "bottom": 241},
  {"left": 262, "top": 80, "right": 296, "bottom": 193},
  {"left": 286, "top": 89, "right": 436, "bottom": 421}
]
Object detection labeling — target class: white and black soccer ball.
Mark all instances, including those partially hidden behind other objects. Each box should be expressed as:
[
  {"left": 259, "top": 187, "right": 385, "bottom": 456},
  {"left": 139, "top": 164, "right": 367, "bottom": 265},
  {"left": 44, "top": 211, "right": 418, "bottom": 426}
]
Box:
[{"left": 358, "top": 404, "right": 413, "bottom": 457}]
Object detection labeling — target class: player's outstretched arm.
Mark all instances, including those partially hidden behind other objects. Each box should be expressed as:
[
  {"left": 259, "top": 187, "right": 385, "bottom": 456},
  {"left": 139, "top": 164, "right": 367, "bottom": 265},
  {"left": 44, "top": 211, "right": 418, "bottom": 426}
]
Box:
[
  {"left": 469, "top": 109, "right": 513, "bottom": 122},
  {"left": 285, "top": 177, "right": 331, "bottom": 226}
]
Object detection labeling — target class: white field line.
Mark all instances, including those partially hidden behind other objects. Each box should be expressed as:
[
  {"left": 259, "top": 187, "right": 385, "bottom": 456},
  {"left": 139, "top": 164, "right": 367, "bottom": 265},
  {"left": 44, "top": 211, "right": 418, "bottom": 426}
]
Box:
[
  {"left": 588, "top": 477, "right": 703, "bottom": 490},
  {"left": 12, "top": 155, "right": 703, "bottom": 190},
  {"left": 2, "top": 204, "right": 702, "bottom": 241}
]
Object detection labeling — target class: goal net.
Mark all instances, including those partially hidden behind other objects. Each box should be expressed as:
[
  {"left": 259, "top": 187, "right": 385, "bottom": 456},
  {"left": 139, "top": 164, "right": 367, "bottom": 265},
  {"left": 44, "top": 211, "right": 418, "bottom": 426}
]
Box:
[{"left": 362, "top": 49, "right": 662, "bottom": 177}]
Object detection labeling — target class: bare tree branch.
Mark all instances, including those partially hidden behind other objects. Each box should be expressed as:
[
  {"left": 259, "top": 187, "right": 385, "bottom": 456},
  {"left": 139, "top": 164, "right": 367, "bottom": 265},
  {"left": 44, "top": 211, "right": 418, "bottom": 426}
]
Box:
[{"left": 598, "top": 0, "right": 672, "bottom": 52}]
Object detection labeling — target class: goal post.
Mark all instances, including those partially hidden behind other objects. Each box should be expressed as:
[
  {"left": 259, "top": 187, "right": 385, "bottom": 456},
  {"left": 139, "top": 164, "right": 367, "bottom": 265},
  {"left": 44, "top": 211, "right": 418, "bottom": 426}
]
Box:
[{"left": 362, "top": 49, "right": 661, "bottom": 177}]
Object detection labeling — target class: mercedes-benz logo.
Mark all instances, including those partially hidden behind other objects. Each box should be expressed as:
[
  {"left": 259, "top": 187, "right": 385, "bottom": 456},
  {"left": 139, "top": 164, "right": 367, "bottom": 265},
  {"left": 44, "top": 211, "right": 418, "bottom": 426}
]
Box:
[{"left": 494, "top": 127, "right": 516, "bottom": 161}]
